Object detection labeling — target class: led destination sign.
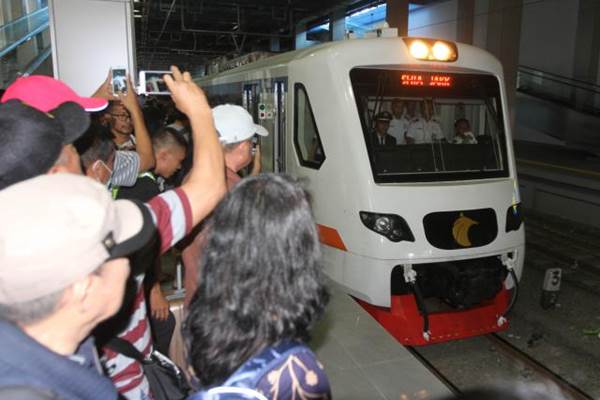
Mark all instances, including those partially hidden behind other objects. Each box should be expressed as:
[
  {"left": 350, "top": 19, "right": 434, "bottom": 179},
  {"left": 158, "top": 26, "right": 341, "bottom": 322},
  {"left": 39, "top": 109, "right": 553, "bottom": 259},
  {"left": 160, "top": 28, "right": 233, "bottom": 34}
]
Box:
[{"left": 401, "top": 74, "right": 452, "bottom": 87}]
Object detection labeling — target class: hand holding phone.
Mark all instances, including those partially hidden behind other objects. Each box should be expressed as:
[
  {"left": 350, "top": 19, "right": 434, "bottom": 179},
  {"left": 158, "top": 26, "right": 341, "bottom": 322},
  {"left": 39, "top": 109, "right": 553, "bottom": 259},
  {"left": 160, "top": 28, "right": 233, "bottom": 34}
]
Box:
[
  {"left": 138, "top": 70, "right": 173, "bottom": 95},
  {"left": 111, "top": 67, "right": 127, "bottom": 95}
]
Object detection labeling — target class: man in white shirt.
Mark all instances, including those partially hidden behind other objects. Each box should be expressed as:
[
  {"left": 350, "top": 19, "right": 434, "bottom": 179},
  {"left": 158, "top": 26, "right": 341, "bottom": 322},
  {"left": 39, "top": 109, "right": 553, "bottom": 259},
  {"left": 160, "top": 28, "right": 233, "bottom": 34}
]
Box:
[
  {"left": 406, "top": 100, "right": 443, "bottom": 144},
  {"left": 388, "top": 99, "right": 409, "bottom": 145},
  {"left": 453, "top": 118, "right": 478, "bottom": 144}
]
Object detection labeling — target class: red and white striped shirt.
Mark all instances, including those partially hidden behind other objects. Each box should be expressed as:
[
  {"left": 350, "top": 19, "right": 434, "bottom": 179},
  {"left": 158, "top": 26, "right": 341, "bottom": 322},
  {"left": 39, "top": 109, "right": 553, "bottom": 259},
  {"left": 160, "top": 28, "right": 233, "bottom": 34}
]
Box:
[{"left": 102, "top": 188, "right": 192, "bottom": 399}]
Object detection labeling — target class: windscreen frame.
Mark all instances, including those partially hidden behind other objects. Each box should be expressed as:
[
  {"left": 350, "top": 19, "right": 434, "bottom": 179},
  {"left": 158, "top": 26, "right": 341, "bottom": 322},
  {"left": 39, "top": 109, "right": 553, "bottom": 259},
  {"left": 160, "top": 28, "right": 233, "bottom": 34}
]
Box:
[{"left": 350, "top": 67, "right": 510, "bottom": 184}]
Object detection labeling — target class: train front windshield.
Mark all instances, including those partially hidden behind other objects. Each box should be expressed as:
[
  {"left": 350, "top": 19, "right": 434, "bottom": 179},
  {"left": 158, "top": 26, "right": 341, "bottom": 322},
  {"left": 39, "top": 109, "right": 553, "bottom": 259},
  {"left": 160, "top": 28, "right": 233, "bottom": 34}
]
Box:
[{"left": 350, "top": 68, "right": 509, "bottom": 183}]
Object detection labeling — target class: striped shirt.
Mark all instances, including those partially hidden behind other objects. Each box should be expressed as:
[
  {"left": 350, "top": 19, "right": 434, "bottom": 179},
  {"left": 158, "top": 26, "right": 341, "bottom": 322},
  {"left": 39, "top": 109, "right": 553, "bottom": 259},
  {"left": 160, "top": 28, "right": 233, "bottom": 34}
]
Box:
[
  {"left": 102, "top": 188, "right": 192, "bottom": 399},
  {"left": 112, "top": 150, "right": 141, "bottom": 188}
]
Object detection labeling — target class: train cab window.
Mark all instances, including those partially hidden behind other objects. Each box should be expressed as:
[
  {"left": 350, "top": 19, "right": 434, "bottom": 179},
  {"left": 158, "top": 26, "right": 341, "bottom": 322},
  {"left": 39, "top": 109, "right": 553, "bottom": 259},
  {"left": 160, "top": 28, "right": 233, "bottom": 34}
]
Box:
[
  {"left": 294, "top": 83, "right": 325, "bottom": 168},
  {"left": 350, "top": 68, "right": 509, "bottom": 183}
]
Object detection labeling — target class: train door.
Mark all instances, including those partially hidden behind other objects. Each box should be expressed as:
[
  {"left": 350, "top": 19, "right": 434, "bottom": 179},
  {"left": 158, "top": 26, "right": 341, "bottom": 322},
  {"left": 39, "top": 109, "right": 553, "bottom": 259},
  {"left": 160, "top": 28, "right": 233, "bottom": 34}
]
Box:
[
  {"left": 273, "top": 80, "right": 287, "bottom": 173},
  {"left": 247, "top": 79, "right": 287, "bottom": 173}
]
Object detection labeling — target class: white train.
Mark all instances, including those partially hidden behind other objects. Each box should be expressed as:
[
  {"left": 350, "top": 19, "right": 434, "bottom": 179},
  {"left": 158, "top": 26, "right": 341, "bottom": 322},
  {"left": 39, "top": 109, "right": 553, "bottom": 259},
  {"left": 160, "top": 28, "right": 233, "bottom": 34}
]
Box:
[{"left": 195, "top": 37, "right": 525, "bottom": 345}]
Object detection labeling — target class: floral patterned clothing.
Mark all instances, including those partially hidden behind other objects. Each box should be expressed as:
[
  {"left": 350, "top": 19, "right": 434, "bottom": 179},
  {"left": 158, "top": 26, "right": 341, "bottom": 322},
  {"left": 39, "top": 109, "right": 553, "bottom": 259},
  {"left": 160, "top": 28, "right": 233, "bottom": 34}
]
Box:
[{"left": 188, "top": 341, "right": 331, "bottom": 400}]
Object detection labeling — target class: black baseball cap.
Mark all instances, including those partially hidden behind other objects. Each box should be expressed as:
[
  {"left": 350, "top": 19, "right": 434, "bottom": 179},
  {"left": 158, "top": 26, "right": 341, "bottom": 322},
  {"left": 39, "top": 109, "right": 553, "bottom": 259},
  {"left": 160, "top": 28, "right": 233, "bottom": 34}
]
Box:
[
  {"left": 0, "top": 100, "right": 90, "bottom": 190},
  {"left": 375, "top": 111, "right": 393, "bottom": 121}
]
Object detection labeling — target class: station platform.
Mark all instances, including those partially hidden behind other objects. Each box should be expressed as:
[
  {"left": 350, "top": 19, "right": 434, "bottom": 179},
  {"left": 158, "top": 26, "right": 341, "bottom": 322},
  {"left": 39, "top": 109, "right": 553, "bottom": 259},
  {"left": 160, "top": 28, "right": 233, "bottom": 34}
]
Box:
[
  {"left": 310, "top": 281, "right": 454, "bottom": 400},
  {"left": 514, "top": 140, "right": 600, "bottom": 228},
  {"left": 515, "top": 141, "right": 600, "bottom": 179}
]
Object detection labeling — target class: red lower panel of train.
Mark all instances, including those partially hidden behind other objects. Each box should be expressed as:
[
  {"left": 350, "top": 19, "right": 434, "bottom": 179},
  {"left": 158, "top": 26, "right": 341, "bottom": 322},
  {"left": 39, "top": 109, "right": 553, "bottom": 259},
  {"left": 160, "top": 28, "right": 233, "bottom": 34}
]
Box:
[{"left": 357, "top": 288, "right": 510, "bottom": 346}]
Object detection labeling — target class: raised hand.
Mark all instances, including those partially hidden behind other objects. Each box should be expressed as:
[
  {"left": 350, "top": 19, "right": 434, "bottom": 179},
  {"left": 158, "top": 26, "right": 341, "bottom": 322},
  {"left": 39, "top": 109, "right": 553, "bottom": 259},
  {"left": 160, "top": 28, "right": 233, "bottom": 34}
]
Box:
[{"left": 163, "top": 66, "right": 210, "bottom": 118}]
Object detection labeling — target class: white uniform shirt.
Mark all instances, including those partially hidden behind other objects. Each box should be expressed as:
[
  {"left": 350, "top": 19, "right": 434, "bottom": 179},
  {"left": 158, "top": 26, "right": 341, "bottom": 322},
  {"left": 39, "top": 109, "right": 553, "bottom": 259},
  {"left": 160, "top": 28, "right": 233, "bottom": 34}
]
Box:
[
  {"left": 406, "top": 117, "right": 443, "bottom": 144},
  {"left": 453, "top": 131, "right": 478, "bottom": 144},
  {"left": 388, "top": 116, "right": 410, "bottom": 144}
]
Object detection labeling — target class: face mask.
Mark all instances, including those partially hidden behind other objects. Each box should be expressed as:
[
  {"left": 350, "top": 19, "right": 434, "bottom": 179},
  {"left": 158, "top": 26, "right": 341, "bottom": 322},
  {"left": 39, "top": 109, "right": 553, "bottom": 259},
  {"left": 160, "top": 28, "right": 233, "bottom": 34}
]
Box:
[{"left": 94, "top": 159, "right": 114, "bottom": 188}]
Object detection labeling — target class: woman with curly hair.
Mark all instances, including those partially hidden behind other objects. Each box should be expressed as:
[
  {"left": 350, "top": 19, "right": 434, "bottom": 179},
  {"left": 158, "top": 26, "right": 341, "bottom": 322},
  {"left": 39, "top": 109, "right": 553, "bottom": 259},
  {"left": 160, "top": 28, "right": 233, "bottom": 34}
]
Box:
[{"left": 185, "top": 173, "right": 331, "bottom": 400}]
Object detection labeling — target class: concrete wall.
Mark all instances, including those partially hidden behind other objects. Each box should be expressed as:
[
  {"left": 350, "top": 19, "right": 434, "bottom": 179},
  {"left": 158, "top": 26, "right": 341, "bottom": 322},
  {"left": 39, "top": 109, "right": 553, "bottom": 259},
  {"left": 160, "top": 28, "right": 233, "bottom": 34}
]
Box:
[
  {"left": 408, "top": 0, "right": 458, "bottom": 40},
  {"left": 519, "top": 0, "right": 579, "bottom": 78}
]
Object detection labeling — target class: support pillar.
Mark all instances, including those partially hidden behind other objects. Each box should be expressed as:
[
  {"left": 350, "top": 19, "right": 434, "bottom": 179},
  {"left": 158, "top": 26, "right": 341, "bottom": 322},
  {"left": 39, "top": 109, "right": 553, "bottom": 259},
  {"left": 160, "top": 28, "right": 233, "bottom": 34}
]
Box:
[
  {"left": 572, "top": 0, "right": 600, "bottom": 111},
  {"left": 456, "top": 0, "right": 475, "bottom": 44},
  {"left": 386, "top": 0, "right": 408, "bottom": 36},
  {"left": 485, "top": 0, "right": 523, "bottom": 130},
  {"left": 329, "top": 8, "right": 346, "bottom": 41},
  {"left": 295, "top": 22, "right": 317, "bottom": 49}
]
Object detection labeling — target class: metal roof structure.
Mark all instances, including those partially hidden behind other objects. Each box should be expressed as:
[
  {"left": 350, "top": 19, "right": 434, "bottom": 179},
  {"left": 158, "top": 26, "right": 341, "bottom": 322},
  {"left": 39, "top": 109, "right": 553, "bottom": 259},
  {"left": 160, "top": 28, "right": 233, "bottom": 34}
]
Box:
[{"left": 133, "top": 0, "right": 442, "bottom": 71}]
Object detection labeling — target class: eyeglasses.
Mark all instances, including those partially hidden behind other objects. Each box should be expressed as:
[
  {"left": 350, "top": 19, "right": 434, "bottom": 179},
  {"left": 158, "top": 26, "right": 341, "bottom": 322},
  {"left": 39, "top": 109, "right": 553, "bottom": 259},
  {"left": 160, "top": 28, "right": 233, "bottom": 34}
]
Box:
[{"left": 111, "top": 113, "right": 131, "bottom": 120}]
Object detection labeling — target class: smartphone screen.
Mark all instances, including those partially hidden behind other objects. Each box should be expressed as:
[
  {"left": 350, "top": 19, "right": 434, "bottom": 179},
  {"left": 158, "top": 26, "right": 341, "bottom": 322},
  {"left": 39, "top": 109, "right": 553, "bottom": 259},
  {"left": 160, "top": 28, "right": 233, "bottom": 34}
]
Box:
[
  {"left": 144, "top": 71, "right": 172, "bottom": 95},
  {"left": 112, "top": 68, "right": 127, "bottom": 95}
]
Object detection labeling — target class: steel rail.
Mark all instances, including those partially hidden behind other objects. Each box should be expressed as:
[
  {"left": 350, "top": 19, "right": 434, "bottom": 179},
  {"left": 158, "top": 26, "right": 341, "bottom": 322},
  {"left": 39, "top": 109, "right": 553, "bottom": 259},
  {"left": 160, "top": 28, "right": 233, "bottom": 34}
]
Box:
[{"left": 486, "top": 334, "right": 594, "bottom": 400}]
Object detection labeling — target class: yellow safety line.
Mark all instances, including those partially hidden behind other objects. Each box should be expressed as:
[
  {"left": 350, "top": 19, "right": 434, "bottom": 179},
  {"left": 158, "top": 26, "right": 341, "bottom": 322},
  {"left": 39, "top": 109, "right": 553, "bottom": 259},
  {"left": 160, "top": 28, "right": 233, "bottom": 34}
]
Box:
[{"left": 516, "top": 158, "right": 600, "bottom": 178}]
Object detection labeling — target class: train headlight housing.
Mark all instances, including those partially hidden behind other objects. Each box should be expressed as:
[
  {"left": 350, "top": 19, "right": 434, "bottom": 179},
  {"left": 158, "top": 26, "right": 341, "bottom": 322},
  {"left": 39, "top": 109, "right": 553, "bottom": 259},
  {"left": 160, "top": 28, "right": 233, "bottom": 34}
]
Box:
[
  {"left": 505, "top": 203, "right": 523, "bottom": 232},
  {"left": 360, "top": 211, "right": 415, "bottom": 243},
  {"left": 403, "top": 37, "right": 458, "bottom": 62}
]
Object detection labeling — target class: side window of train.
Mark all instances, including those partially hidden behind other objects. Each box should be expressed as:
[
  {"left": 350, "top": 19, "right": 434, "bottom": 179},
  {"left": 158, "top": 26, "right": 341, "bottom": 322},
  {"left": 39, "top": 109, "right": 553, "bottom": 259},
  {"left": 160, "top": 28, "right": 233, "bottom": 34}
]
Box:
[{"left": 294, "top": 83, "right": 325, "bottom": 169}]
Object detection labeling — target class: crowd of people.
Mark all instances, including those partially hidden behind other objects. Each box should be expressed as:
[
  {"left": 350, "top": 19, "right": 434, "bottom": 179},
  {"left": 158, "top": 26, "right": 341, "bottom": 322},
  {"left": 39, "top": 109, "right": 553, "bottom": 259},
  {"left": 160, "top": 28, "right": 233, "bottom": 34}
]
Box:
[
  {"left": 0, "top": 68, "right": 330, "bottom": 400},
  {"left": 0, "top": 69, "right": 567, "bottom": 400}
]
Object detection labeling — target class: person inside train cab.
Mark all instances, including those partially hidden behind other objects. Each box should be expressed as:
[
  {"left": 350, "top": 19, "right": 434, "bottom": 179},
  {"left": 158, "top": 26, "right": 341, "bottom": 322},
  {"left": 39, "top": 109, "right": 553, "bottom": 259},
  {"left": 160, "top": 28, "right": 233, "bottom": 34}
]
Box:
[
  {"left": 372, "top": 111, "right": 396, "bottom": 146},
  {"left": 182, "top": 103, "right": 268, "bottom": 307},
  {"left": 184, "top": 174, "right": 331, "bottom": 400},
  {"left": 388, "top": 98, "right": 409, "bottom": 145},
  {"left": 453, "top": 118, "right": 478, "bottom": 144},
  {"left": 405, "top": 99, "right": 443, "bottom": 144}
]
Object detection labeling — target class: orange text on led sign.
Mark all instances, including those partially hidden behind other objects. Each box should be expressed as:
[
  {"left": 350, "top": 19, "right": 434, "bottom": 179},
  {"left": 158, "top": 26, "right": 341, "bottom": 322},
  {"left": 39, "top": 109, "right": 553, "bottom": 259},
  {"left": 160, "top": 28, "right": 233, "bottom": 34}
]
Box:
[{"left": 401, "top": 74, "right": 452, "bottom": 87}]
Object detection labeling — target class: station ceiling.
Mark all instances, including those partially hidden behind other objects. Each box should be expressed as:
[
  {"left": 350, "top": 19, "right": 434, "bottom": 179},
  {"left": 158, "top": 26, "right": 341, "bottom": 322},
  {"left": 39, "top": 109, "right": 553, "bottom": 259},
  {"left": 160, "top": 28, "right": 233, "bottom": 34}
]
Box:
[{"left": 134, "top": 0, "right": 443, "bottom": 71}]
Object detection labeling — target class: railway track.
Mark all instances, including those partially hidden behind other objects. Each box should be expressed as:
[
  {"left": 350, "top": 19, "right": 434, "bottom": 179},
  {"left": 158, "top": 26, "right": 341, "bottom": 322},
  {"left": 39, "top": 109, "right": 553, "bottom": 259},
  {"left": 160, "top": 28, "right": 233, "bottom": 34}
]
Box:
[
  {"left": 485, "top": 334, "right": 594, "bottom": 400},
  {"left": 409, "top": 334, "right": 595, "bottom": 400},
  {"left": 525, "top": 212, "right": 600, "bottom": 279}
]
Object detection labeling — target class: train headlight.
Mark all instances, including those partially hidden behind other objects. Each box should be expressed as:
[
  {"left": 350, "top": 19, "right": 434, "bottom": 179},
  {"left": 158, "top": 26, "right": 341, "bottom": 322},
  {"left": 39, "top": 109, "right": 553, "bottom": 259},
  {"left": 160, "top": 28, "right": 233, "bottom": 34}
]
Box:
[
  {"left": 403, "top": 37, "right": 458, "bottom": 62},
  {"left": 432, "top": 41, "right": 453, "bottom": 61},
  {"left": 409, "top": 40, "right": 429, "bottom": 60},
  {"left": 360, "top": 211, "right": 415, "bottom": 243},
  {"left": 505, "top": 203, "right": 523, "bottom": 232}
]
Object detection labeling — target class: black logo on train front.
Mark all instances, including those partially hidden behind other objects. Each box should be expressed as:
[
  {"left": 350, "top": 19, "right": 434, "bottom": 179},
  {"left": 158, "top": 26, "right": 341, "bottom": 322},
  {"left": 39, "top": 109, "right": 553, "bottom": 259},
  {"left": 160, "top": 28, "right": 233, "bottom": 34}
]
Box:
[{"left": 423, "top": 208, "right": 497, "bottom": 250}]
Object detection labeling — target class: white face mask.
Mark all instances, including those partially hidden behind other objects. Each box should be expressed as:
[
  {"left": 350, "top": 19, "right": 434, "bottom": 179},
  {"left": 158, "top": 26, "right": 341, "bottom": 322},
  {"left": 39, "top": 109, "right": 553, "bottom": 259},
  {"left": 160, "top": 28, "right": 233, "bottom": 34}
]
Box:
[{"left": 94, "top": 159, "right": 114, "bottom": 188}]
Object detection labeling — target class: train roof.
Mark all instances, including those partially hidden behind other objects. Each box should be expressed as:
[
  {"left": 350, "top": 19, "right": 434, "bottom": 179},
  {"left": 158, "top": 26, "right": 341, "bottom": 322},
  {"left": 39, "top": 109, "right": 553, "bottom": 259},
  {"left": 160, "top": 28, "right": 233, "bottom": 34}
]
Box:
[{"left": 195, "top": 37, "right": 504, "bottom": 84}]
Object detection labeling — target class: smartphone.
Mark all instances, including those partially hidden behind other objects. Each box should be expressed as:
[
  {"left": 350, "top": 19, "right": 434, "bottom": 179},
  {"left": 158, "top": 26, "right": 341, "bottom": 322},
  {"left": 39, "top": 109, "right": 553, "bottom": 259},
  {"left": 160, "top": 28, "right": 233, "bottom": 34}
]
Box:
[
  {"left": 111, "top": 67, "right": 127, "bottom": 95},
  {"left": 138, "top": 70, "right": 172, "bottom": 95}
]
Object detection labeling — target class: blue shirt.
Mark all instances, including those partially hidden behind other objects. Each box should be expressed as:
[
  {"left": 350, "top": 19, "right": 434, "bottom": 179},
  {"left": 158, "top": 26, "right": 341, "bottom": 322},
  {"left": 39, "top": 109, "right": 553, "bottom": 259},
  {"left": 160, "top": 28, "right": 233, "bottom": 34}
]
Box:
[{"left": 0, "top": 319, "right": 118, "bottom": 400}]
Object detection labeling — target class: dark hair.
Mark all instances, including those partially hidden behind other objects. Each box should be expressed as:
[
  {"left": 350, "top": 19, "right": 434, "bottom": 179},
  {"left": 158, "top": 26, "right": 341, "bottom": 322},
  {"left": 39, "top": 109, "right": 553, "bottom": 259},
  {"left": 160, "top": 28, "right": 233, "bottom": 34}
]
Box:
[
  {"left": 184, "top": 173, "right": 329, "bottom": 386},
  {"left": 152, "top": 126, "right": 187, "bottom": 152},
  {"left": 454, "top": 118, "right": 470, "bottom": 128},
  {"left": 75, "top": 123, "right": 116, "bottom": 170}
]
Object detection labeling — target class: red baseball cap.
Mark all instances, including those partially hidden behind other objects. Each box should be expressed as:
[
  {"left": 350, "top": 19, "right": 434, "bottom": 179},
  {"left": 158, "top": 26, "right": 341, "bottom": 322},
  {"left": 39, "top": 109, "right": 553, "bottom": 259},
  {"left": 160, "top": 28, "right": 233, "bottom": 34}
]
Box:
[{"left": 1, "top": 75, "right": 108, "bottom": 112}]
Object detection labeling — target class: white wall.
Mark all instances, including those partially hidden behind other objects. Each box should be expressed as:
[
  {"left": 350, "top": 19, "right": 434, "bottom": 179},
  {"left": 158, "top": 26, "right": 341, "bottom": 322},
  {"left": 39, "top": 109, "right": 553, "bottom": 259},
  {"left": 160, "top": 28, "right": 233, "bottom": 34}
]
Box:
[
  {"left": 48, "top": 0, "right": 136, "bottom": 97},
  {"left": 518, "top": 0, "right": 579, "bottom": 77},
  {"left": 408, "top": 0, "right": 458, "bottom": 40}
]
